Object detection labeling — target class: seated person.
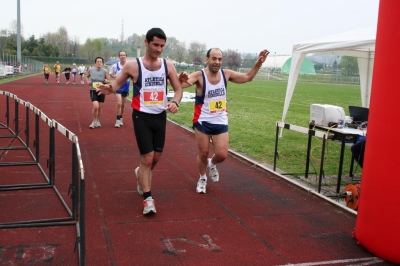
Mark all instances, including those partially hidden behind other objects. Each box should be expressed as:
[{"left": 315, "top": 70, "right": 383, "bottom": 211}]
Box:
[{"left": 351, "top": 137, "right": 366, "bottom": 168}]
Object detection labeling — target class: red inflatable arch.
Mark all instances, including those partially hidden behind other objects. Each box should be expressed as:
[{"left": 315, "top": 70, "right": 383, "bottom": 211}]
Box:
[{"left": 355, "top": 0, "right": 400, "bottom": 263}]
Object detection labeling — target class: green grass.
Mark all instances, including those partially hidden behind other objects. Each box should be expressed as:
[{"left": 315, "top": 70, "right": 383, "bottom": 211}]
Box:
[
  {"left": 0, "top": 73, "right": 40, "bottom": 84},
  {"left": 3, "top": 74, "right": 361, "bottom": 181},
  {"left": 166, "top": 80, "right": 363, "bottom": 179}
]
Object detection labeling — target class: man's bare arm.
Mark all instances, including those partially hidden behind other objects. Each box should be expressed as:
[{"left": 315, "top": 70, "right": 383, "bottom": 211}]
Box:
[
  {"left": 228, "top": 49, "right": 270, "bottom": 84},
  {"left": 97, "top": 61, "right": 133, "bottom": 95}
]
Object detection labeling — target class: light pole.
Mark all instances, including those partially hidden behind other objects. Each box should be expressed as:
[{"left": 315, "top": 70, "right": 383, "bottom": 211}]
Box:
[{"left": 274, "top": 52, "right": 276, "bottom": 74}]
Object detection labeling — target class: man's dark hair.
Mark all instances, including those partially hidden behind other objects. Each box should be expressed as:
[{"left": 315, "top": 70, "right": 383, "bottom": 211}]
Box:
[
  {"left": 118, "top": 51, "right": 127, "bottom": 57},
  {"left": 95, "top": 57, "right": 104, "bottom": 64},
  {"left": 146, "top": 28, "right": 167, "bottom": 43},
  {"left": 206, "top": 48, "right": 222, "bottom": 58}
]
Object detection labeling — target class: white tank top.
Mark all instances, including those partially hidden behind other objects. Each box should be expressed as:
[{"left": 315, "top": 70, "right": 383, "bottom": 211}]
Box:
[
  {"left": 193, "top": 69, "right": 228, "bottom": 125},
  {"left": 131, "top": 58, "right": 168, "bottom": 114}
]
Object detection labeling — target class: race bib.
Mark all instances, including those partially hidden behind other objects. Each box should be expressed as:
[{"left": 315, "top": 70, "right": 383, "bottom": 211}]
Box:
[
  {"left": 144, "top": 90, "right": 164, "bottom": 105},
  {"left": 209, "top": 99, "right": 226, "bottom": 114},
  {"left": 92, "top": 82, "right": 102, "bottom": 89}
]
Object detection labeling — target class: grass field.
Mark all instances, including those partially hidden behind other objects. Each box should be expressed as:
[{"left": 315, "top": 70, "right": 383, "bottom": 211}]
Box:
[
  {"left": 166, "top": 79, "right": 363, "bottom": 182},
  {"left": 1, "top": 73, "right": 363, "bottom": 184}
]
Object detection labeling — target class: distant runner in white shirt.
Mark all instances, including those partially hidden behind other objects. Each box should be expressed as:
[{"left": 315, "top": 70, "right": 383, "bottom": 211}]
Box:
[
  {"left": 78, "top": 64, "right": 86, "bottom": 84},
  {"left": 109, "top": 51, "right": 130, "bottom": 128}
]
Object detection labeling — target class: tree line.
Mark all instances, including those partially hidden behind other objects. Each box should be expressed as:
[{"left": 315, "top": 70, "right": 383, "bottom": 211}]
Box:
[{"left": 1, "top": 20, "right": 258, "bottom": 69}]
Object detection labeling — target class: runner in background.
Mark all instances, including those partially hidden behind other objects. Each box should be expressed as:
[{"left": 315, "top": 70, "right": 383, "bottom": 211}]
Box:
[
  {"left": 86, "top": 57, "right": 110, "bottom": 129},
  {"left": 43, "top": 64, "right": 51, "bottom": 84},
  {"left": 54, "top": 61, "right": 61, "bottom": 84},
  {"left": 109, "top": 51, "right": 130, "bottom": 128},
  {"left": 62, "top": 65, "right": 72, "bottom": 84},
  {"left": 71, "top": 63, "right": 79, "bottom": 84},
  {"left": 78, "top": 64, "right": 86, "bottom": 84}
]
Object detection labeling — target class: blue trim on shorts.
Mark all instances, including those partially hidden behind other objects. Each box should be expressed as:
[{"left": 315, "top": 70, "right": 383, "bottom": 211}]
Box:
[{"left": 193, "top": 121, "right": 228, "bottom": 135}]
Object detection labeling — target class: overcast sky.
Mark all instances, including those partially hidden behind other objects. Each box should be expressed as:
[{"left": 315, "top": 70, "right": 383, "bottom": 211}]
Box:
[{"left": 1, "top": 0, "right": 379, "bottom": 55}]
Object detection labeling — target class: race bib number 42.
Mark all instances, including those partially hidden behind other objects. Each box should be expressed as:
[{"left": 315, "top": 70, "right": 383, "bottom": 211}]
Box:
[
  {"left": 144, "top": 91, "right": 164, "bottom": 105},
  {"left": 209, "top": 99, "right": 226, "bottom": 114}
]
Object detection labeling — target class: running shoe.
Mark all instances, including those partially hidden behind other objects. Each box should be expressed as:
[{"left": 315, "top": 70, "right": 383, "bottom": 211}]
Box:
[
  {"left": 89, "top": 121, "right": 96, "bottom": 129},
  {"left": 120, "top": 118, "right": 123, "bottom": 126},
  {"left": 135, "top": 167, "right": 143, "bottom": 195},
  {"left": 207, "top": 158, "right": 219, "bottom": 182},
  {"left": 196, "top": 179, "right": 207, "bottom": 194},
  {"left": 66, "top": 81, "right": 69, "bottom": 84},
  {"left": 143, "top": 197, "right": 156, "bottom": 215},
  {"left": 81, "top": 81, "right": 84, "bottom": 84},
  {"left": 115, "top": 120, "right": 120, "bottom": 128},
  {"left": 95, "top": 120, "right": 101, "bottom": 128}
]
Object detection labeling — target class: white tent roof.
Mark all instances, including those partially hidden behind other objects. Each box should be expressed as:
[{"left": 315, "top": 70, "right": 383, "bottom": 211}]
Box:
[{"left": 281, "top": 27, "right": 376, "bottom": 124}]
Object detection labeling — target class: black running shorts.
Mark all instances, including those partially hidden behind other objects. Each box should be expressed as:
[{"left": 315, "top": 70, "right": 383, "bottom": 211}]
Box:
[
  {"left": 132, "top": 109, "right": 166, "bottom": 155},
  {"left": 90, "top": 90, "right": 105, "bottom": 103}
]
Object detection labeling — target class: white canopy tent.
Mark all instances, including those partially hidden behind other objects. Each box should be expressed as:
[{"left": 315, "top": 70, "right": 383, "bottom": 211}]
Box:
[{"left": 281, "top": 27, "right": 376, "bottom": 124}]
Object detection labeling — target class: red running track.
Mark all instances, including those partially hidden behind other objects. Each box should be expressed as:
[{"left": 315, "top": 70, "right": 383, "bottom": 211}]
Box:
[{"left": 0, "top": 75, "right": 393, "bottom": 265}]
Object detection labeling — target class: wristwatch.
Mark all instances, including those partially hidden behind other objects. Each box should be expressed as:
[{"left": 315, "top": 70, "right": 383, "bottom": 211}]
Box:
[{"left": 172, "top": 100, "right": 179, "bottom": 107}]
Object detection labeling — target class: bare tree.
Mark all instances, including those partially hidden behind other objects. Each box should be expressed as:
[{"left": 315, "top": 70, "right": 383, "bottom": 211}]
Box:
[
  {"left": 70, "top": 36, "right": 80, "bottom": 57},
  {"left": 188, "top": 41, "right": 206, "bottom": 64},
  {"left": 57, "top": 27, "right": 70, "bottom": 56},
  {"left": 224, "top": 49, "right": 242, "bottom": 70},
  {"left": 43, "top": 27, "right": 70, "bottom": 56}
]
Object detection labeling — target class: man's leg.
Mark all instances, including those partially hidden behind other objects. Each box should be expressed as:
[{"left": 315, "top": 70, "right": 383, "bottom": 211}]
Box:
[
  {"left": 115, "top": 94, "right": 122, "bottom": 127},
  {"left": 120, "top": 96, "right": 127, "bottom": 125},
  {"left": 210, "top": 132, "right": 229, "bottom": 165},
  {"left": 138, "top": 151, "right": 162, "bottom": 193},
  {"left": 96, "top": 102, "right": 104, "bottom": 127},
  {"left": 90, "top": 101, "right": 99, "bottom": 128},
  {"left": 194, "top": 128, "right": 212, "bottom": 176},
  {"left": 351, "top": 139, "right": 366, "bottom": 168},
  {"left": 137, "top": 147, "right": 162, "bottom": 215}
]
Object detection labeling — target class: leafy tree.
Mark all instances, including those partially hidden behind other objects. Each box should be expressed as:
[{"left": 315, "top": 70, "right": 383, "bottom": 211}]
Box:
[
  {"left": 241, "top": 53, "right": 257, "bottom": 68},
  {"left": 125, "top": 33, "right": 144, "bottom": 57},
  {"left": 21, "top": 48, "right": 30, "bottom": 56},
  {"left": 22, "top": 35, "right": 38, "bottom": 54},
  {"left": 4, "top": 36, "right": 17, "bottom": 54},
  {"left": 81, "top": 38, "right": 104, "bottom": 61},
  {"left": 339, "top": 56, "right": 359, "bottom": 76}
]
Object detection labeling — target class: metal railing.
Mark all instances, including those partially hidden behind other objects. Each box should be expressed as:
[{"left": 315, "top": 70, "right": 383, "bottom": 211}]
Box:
[{"left": 0, "top": 90, "right": 85, "bottom": 266}]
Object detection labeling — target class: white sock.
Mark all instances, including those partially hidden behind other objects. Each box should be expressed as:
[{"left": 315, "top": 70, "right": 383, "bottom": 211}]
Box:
[
  {"left": 200, "top": 174, "right": 207, "bottom": 181},
  {"left": 208, "top": 159, "right": 215, "bottom": 168}
]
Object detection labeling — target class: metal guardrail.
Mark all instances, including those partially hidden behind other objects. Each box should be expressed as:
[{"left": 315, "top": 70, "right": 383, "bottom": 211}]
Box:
[{"left": 0, "top": 90, "right": 85, "bottom": 266}]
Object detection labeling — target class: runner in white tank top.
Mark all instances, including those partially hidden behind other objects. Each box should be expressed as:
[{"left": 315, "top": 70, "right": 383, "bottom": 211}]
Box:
[
  {"left": 180, "top": 48, "right": 270, "bottom": 194},
  {"left": 95, "top": 28, "right": 184, "bottom": 215},
  {"left": 132, "top": 57, "right": 168, "bottom": 114},
  {"left": 193, "top": 69, "right": 228, "bottom": 125}
]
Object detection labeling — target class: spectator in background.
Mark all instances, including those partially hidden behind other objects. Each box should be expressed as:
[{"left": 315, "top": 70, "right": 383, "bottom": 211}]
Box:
[{"left": 351, "top": 137, "right": 366, "bottom": 168}]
